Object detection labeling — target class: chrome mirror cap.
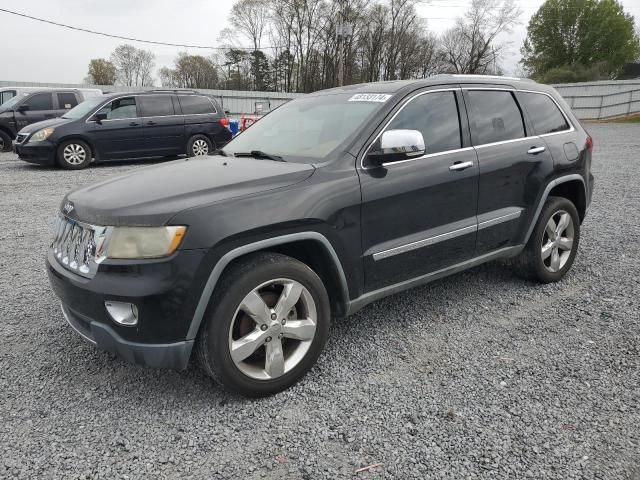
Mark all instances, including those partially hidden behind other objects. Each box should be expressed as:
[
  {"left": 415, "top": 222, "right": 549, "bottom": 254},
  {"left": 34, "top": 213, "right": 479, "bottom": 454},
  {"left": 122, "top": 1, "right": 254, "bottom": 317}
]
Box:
[{"left": 367, "top": 129, "right": 426, "bottom": 167}]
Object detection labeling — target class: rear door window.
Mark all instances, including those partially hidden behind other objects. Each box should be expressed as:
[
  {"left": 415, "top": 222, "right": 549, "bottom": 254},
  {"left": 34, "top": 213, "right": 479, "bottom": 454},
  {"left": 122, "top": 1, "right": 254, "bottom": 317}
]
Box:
[
  {"left": 24, "top": 93, "right": 53, "bottom": 111},
  {"left": 519, "top": 92, "right": 569, "bottom": 135},
  {"left": 139, "top": 95, "right": 175, "bottom": 117},
  {"left": 178, "top": 95, "right": 216, "bottom": 115},
  {"left": 0, "top": 90, "right": 16, "bottom": 105},
  {"left": 96, "top": 97, "right": 138, "bottom": 120},
  {"left": 57, "top": 92, "right": 78, "bottom": 110},
  {"left": 466, "top": 90, "right": 525, "bottom": 145},
  {"left": 386, "top": 91, "right": 462, "bottom": 155}
]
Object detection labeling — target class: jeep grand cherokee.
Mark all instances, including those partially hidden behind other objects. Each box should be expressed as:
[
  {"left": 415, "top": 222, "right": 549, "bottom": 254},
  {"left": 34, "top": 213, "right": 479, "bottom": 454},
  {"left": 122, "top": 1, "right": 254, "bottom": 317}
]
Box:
[{"left": 47, "top": 75, "right": 594, "bottom": 396}]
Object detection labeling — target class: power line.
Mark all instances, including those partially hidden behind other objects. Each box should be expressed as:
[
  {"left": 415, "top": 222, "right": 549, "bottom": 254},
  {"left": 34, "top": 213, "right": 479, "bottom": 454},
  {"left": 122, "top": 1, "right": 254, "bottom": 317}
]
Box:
[{"left": 0, "top": 7, "right": 282, "bottom": 51}]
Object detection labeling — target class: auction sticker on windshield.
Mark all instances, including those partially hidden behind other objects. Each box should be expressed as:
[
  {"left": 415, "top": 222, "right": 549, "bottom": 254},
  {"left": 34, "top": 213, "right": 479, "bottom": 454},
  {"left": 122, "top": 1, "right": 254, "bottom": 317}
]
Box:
[{"left": 348, "top": 93, "right": 392, "bottom": 102}]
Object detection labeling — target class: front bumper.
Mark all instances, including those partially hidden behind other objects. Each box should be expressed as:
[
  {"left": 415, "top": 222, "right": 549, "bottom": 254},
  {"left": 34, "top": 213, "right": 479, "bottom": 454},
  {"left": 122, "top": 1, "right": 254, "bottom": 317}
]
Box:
[
  {"left": 61, "top": 303, "right": 193, "bottom": 369},
  {"left": 14, "top": 140, "right": 56, "bottom": 165},
  {"left": 47, "top": 247, "right": 208, "bottom": 370}
]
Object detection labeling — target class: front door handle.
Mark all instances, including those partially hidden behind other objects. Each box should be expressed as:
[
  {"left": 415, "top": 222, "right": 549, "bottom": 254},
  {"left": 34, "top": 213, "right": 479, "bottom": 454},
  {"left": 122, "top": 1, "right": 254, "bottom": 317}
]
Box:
[
  {"left": 528, "top": 146, "right": 546, "bottom": 155},
  {"left": 449, "top": 161, "right": 474, "bottom": 171},
  {"left": 129, "top": 122, "right": 140, "bottom": 126}
]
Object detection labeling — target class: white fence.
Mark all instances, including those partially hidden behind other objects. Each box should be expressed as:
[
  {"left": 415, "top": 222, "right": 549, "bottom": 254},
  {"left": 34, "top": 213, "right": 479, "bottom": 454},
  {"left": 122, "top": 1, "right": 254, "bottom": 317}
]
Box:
[
  {"left": 3, "top": 79, "right": 640, "bottom": 120},
  {"left": 0, "top": 80, "right": 302, "bottom": 115},
  {"left": 553, "top": 80, "right": 640, "bottom": 120}
]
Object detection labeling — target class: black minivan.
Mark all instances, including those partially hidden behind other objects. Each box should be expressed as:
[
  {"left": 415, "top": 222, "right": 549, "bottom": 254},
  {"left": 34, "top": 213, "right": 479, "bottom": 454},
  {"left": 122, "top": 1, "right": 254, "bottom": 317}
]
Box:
[{"left": 14, "top": 90, "right": 232, "bottom": 169}]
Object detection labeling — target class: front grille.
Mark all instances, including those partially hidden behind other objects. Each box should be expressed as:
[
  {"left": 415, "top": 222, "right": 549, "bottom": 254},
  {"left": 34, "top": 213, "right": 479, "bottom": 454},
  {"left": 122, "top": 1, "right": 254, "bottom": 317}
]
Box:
[
  {"left": 15, "top": 133, "right": 28, "bottom": 144},
  {"left": 51, "top": 216, "right": 108, "bottom": 278}
]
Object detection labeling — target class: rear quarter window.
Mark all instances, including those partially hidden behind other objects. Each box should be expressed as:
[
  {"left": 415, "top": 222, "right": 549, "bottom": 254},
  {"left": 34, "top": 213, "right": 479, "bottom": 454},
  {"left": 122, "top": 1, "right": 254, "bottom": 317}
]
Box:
[
  {"left": 519, "top": 92, "right": 570, "bottom": 135},
  {"left": 466, "top": 90, "right": 525, "bottom": 145},
  {"left": 178, "top": 95, "right": 216, "bottom": 115}
]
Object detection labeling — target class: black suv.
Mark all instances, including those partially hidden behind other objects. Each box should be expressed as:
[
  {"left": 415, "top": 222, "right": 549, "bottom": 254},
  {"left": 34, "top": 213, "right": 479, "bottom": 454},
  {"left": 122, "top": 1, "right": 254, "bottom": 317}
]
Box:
[
  {"left": 47, "top": 76, "right": 593, "bottom": 396},
  {"left": 0, "top": 89, "right": 101, "bottom": 152},
  {"left": 14, "top": 90, "right": 232, "bottom": 169}
]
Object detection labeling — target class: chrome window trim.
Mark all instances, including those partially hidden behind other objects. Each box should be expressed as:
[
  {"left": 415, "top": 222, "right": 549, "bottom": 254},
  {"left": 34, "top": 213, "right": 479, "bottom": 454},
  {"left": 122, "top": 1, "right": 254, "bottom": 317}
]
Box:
[
  {"left": 359, "top": 87, "right": 462, "bottom": 170},
  {"left": 359, "top": 86, "right": 577, "bottom": 169},
  {"left": 84, "top": 94, "right": 217, "bottom": 124},
  {"left": 516, "top": 89, "right": 575, "bottom": 136}
]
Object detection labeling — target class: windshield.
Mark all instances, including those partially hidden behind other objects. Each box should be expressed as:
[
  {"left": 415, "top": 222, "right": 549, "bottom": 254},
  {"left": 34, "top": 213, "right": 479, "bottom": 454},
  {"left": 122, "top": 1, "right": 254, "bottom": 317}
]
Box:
[
  {"left": 62, "top": 96, "right": 106, "bottom": 119},
  {"left": 1, "top": 93, "right": 29, "bottom": 109},
  {"left": 223, "top": 93, "right": 389, "bottom": 162}
]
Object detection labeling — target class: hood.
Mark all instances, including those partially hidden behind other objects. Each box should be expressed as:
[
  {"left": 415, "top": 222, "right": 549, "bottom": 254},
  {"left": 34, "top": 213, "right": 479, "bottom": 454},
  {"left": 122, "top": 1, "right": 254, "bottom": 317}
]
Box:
[
  {"left": 64, "top": 156, "right": 315, "bottom": 226},
  {"left": 19, "top": 117, "right": 74, "bottom": 134}
]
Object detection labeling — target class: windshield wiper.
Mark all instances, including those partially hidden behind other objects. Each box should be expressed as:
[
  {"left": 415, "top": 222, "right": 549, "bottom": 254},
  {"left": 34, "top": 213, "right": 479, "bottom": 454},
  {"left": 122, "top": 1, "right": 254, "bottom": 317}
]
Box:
[{"left": 234, "top": 150, "right": 285, "bottom": 162}]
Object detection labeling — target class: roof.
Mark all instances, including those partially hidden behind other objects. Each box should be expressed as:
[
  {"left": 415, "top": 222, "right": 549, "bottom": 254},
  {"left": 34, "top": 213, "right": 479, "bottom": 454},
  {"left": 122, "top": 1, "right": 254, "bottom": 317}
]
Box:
[{"left": 308, "top": 75, "right": 540, "bottom": 97}]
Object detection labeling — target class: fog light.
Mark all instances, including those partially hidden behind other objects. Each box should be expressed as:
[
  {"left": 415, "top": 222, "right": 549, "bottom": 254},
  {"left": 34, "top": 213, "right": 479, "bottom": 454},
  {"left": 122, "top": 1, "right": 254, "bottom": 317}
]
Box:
[{"left": 105, "top": 301, "right": 139, "bottom": 326}]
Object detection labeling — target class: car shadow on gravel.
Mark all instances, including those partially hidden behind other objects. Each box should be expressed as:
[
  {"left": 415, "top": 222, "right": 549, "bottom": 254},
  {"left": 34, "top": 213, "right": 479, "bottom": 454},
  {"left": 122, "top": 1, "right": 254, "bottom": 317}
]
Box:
[{"left": 51, "top": 260, "right": 532, "bottom": 406}]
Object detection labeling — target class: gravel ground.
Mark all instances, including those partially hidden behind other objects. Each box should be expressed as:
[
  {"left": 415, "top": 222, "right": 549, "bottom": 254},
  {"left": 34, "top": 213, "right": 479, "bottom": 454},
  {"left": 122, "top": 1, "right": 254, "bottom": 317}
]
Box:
[{"left": 0, "top": 124, "right": 638, "bottom": 480}]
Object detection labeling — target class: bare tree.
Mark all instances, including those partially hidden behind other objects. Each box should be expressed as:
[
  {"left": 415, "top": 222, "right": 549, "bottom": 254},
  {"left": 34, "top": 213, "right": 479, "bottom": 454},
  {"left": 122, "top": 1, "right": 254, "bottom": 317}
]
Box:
[
  {"left": 439, "top": 0, "right": 521, "bottom": 74},
  {"left": 230, "top": 0, "right": 270, "bottom": 50},
  {"left": 110, "top": 44, "right": 155, "bottom": 86}
]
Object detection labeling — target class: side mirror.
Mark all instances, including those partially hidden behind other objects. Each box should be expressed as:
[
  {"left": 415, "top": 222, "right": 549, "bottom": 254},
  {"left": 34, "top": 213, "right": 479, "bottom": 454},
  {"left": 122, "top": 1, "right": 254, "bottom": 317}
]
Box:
[
  {"left": 17, "top": 104, "right": 29, "bottom": 113},
  {"left": 224, "top": 110, "right": 231, "bottom": 115},
  {"left": 367, "top": 129, "right": 426, "bottom": 167},
  {"left": 93, "top": 112, "right": 108, "bottom": 123}
]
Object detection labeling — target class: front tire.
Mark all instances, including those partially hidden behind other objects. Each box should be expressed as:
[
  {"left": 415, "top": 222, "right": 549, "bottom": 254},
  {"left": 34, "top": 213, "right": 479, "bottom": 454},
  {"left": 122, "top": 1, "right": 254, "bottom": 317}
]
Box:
[
  {"left": 196, "top": 252, "right": 331, "bottom": 396},
  {"left": 187, "top": 135, "right": 213, "bottom": 157},
  {"left": 56, "top": 140, "right": 91, "bottom": 169},
  {"left": 0, "top": 130, "right": 12, "bottom": 152},
  {"left": 512, "top": 196, "right": 580, "bottom": 283}
]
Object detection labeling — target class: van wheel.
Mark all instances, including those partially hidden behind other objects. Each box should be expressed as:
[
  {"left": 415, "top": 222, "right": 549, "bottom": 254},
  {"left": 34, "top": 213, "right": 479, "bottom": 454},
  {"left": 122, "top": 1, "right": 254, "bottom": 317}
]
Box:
[
  {"left": 187, "top": 135, "right": 213, "bottom": 157},
  {"left": 57, "top": 140, "right": 91, "bottom": 169},
  {"left": 511, "top": 196, "right": 580, "bottom": 283},
  {"left": 0, "top": 130, "right": 11, "bottom": 152},
  {"left": 196, "top": 252, "right": 331, "bottom": 396}
]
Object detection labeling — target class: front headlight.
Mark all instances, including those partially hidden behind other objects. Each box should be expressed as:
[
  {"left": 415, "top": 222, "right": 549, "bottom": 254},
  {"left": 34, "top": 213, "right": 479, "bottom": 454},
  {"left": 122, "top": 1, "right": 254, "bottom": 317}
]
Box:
[
  {"left": 101, "top": 226, "right": 187, "bottom": 259},
  {"left": 28, "top": 127, "right": 55, "bottom": 143}
]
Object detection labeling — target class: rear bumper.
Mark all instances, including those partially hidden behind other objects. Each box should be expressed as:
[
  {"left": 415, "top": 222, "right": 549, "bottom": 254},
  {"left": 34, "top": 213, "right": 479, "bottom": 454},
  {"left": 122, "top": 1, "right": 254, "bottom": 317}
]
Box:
[
  {"left": 61, "top": 303, "right": 193, "bottom": 370},
  {"left": 14, "top": 140, "right": 56, "bottom": 165}
]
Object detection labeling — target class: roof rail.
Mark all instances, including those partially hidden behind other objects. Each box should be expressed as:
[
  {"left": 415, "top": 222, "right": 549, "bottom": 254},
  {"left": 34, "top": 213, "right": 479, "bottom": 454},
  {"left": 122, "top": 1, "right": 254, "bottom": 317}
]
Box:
[
  {"left": 149, "top": 88, "right": 199, "bottom": 93},
  {"left": 445, "top": 74, "right": 535, "bottom": 83}
]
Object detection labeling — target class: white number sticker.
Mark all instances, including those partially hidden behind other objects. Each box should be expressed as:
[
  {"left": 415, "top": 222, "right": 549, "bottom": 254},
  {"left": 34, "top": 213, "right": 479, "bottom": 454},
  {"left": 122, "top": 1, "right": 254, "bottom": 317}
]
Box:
[{"left": 348, "top": 93, "right": 392, "bottom": 103}]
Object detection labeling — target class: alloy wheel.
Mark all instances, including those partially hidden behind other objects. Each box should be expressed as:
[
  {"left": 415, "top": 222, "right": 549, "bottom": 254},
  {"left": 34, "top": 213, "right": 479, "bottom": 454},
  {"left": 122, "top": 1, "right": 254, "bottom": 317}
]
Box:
[
  {"left": 63, "top": 144, "right": 87, "bottom": 165},
  {"left": 541, "top": 210, "right": 574, "bottom": 273},
  {"left": 0, "top": 137, "right": 4, "bottom": 151},
  {"left": 228, "top": 278, "right": 317, "bottom": 380},
  {"left": 192, "top": 139, "right": 209, "bottom": 156}
]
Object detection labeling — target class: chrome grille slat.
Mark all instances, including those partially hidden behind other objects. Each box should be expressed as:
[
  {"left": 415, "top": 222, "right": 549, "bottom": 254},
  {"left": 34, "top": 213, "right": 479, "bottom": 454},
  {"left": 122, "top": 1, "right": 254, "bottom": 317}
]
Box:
[{"left": 51, "top": 215, "right": 105, "bottom": 279}]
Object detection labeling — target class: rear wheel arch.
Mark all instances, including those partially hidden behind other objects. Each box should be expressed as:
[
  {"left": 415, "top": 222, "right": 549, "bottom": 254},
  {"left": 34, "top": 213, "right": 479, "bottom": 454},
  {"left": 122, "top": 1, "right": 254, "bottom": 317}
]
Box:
[
  {"left": 548, "top": 179, "right": 586, "bottom": 222},
  {"left": 186, "top": 232, "right": 350, "bottom": 342}
]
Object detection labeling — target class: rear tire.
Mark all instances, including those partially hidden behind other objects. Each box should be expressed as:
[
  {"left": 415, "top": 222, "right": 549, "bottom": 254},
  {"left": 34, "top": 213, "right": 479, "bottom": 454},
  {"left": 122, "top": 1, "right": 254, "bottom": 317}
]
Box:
[
  {"left": 0, "top": 130, "right": 11, "bottom": 152},
  {"left": 196, "top": 252, "right": 331, "bottom": 396},
  {"left": 56, "top": 140, "right": 92, "bottom": 170},
  {"left": 511, "top": 196, "right": 580, "bottom": 283},
  {"left": 187, "top": 135, "right": 213, "bottom": 157}
]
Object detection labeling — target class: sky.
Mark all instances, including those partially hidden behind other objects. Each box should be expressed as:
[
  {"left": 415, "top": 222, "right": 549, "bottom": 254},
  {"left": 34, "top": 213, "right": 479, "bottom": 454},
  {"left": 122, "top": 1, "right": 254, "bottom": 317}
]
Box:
[{"left": 1, "top": 0, "right": 639, "bottom": 85}]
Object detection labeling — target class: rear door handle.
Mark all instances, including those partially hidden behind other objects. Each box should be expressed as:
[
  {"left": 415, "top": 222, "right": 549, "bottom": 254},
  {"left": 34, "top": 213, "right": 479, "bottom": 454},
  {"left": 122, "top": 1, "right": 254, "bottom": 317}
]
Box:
[
  {"left": 449, "top": 161, "right": 474, "bottom": 171},
  {"left": 528, "top": 146, "right": 546, "bottom": 155},
  {"left": 146, "top": 121, "right": 157, "bottom": 126}
]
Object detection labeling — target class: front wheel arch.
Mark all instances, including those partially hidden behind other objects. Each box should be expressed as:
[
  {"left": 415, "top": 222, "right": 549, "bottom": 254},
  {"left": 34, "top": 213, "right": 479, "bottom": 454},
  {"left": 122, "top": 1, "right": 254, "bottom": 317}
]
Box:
[{"left": 185, "top": 232, "right": 351, "bottom": 342}]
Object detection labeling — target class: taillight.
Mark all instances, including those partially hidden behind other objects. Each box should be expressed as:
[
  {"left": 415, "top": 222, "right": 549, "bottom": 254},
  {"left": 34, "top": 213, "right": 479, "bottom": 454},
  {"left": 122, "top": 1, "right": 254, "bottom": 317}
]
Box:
[
  {"left": 586, "top": 135, "right": 593, "bottom": 153},
  {"left": 219, "top": 118, "right": 229, "bottom": 127}
]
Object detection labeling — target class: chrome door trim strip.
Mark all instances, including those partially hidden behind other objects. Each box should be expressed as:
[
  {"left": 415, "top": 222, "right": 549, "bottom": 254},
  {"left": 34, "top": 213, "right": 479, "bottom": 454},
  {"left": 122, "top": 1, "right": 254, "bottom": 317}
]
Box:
[
  {"left": 478, "top": 209, "right": 522, "bottom": 230},
  {"left": 372, "top": 224, "right": 477, "bottom": 261}
]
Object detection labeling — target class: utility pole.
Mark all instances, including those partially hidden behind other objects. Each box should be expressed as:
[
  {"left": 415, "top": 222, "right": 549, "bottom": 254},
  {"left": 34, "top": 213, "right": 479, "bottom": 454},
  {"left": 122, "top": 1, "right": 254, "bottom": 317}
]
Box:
[{"left": 336, "top": 0, "right": 351, "bottom": 87}]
